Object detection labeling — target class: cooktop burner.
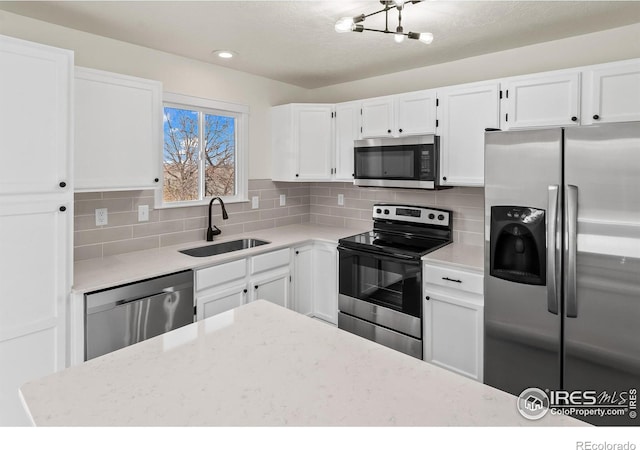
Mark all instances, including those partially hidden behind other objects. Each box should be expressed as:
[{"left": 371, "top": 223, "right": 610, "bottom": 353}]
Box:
[{"left": 338, "top": 204, "right": 453, "bottom": 260}]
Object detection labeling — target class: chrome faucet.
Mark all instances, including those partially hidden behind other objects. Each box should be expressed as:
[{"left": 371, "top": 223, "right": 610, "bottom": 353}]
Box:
[{"left": 206, "top": 197, "right": 229, "bottom": 241}]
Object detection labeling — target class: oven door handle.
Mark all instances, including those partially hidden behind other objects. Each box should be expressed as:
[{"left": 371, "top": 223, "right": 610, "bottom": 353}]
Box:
[{"left": 337, "top": 245, "right": 419, "bottom": 263}]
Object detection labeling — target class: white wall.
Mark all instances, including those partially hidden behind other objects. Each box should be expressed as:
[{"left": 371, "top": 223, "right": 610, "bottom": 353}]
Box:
[
  {"left": 0, "top": 10, "right": 310, "bottom": 180},
  {"left": 306, "top": 23, "right": 640, "bottom": 102}
]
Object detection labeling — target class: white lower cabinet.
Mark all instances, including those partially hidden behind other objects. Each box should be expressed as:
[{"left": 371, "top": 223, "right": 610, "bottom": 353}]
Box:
[
  {"left": 249, "top": 268, "right": 290, "bottom": 308},
  {"left": 423, "top": 262, "right": 484, "bottom": 382},
  {"left": 195, "top": 249, "right": 291, "bottom": 320},
  {"left": 291, "top": 242, "right": 338, "bottom": 325}
]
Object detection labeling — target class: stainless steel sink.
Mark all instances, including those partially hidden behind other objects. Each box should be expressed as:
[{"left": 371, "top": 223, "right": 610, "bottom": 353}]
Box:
[{"left": 179, "top": 238, "right": 270, "bottom": 257}]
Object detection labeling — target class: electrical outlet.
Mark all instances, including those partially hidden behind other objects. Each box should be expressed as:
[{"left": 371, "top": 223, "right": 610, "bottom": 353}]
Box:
[
  {"left": 95, "top": 208, "right": 108, "bottom": 226},
  {"left": 279, "top": 194, "right": 286, "bottom": 206},
  {"left": 338, "top": 194, "right": 345, "bottom": 206},
  {"left": 138, "top": 205, "right": 149, "bottom": 222},
  {"left": 252, "top": 196, "right": 259, "bottom": 209}
]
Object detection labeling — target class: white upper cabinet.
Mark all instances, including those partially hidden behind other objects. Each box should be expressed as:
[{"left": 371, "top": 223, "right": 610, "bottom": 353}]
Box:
[
  {"left": 74, "top": 67, "right": 162, "bottom": 191},
  {"left": 271, "top": 103, "right": 334, "bottom": 181},
  {"left": 582, "top": 59, "right": 640, "bottom": 124},
  {"left": 0, "top": 36, "right": 72, "bottom": 196},
  {"left": 502, "top": 71, "right": 581, "bottom": 129},
  {"left": 360, "top": 96, "right": 395, "bottom": 138},
  {"left": 396, "top": 90, "right": 437, "bottom": 136},
  {"left": 334, "top": 101, "right": 360, "bottom": 180},
  {"left": 438, "top": 82, "right": 500, "bottom": 187},
  {"left": 361, "top": 90, "right": 436, "bottom": 138}
]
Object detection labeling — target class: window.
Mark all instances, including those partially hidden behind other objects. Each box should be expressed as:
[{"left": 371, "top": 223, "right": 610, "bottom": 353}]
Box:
[{"left": 157, "top": 93, "right": 248, "bottom": 207}]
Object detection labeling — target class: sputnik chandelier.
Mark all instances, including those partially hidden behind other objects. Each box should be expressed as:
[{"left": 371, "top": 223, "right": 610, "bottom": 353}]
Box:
[{"left": 335, "top": 0, "right": 433, "bottom": 44}]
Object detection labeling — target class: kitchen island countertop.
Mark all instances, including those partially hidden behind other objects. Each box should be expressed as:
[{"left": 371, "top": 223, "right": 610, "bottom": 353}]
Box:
[{"left": 20, "top": 301, "right": 583, "bottom": 427}]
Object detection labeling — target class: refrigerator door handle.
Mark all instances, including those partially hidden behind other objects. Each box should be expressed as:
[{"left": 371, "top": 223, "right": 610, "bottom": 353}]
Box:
[
  {"left": 565, "top": 184, "right": 579, "bottom": 318},
  {"left": 547, "top": 185, "right": 560, "bottom": 315}
]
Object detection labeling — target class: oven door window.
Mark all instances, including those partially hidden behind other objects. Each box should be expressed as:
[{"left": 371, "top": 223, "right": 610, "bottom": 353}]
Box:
[
  {"left": 339, "top": 249, "right": 421, "bottom": 317},
  {"left": 355, "top": 147, "right": 416, "bottom": 179}
]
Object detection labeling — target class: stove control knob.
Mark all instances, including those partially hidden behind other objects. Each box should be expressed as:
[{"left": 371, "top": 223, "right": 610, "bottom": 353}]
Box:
[
  {"left": 376, "top": 208, "right": 382, "bottom": 214},
  {"left": 428, "top": 213, "right": 435, "bottom": 220},
  {"left": 438, "top": 214, "right": 445, "bottom": 221},
  {"left": 384, "top": 209, "right": 390, "bottom": 215}
]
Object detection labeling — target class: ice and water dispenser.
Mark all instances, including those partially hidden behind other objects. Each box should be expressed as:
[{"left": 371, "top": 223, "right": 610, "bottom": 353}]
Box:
[{"left": 489, "top": 206, "right": 546, "bottom": 285}]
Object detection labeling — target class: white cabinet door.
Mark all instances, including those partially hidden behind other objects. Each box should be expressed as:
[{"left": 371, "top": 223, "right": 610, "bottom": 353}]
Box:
[
  {"left": 250, "top": 268, "right": 291, "bottom": 308},
  {"left": 503, "top": 72, "right": 581, "bottom": 129},
  {"left": 312, "top": 242, "right": 338, "bottom": 325},
  {"left": 583, "top": 60, "right": 640, "bottom": 124},
  {"left": 439, "top": 82, "right": 500, "bottom": 186},
  {"left": 423, "top": 292, "right": 484, "bottom": 382},
  {"left": 197, "top": 282, "right": 247, "bottom": 320},
  {"left": 334, "top": 101, "right": 360, "bottom": 180},
  {"left": 292, "top": 245, "right": 314, "bottom": 316},
  {"left": 0, "top": 200, "right": 70, "bottom": 425},
  {"left": 361, "top": 96, "right": 395, "bottom": 138},
  {"left": 396, "top": 90, "right": 437, "bottom": 136},
  {"left": 0, "top": 36, "right": 72, "bottom": 196},
  {"left": 75, "top": 67, "right": 162, "bottom": 191},
  {"left": 295, "top": 105, "right": 334, "bottom": 180}
]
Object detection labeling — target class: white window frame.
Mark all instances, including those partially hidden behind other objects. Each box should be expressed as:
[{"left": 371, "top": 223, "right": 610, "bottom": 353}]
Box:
[{"left": 156, "top": 92, "right": 249, "bottom": 208}]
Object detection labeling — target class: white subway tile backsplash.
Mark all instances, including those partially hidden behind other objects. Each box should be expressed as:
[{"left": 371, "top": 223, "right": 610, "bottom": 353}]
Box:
[{"left": 73, "top": 180, "right": 485, "bottom": 261}]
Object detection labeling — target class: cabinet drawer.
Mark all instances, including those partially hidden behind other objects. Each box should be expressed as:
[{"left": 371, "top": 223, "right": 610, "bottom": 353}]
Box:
[
  {"left": 250, "top": 249, "right": 290, "bottom": 275},
  {"left": 196, "top": 259, "right": 246, "bottom": 291},
  {"left": 423, "top": 264, "right": 483, "bottom": 295}
]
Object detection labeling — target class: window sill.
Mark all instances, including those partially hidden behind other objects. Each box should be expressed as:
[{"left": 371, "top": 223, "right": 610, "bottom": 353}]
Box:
[{"left": 154, "top": 197, "right": 249, "bottom": 210}]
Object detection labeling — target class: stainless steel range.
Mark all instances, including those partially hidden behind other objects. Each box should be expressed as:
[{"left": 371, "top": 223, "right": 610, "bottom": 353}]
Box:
[{"left": 337, "top": 204, "right": 453, "bottom": 359}]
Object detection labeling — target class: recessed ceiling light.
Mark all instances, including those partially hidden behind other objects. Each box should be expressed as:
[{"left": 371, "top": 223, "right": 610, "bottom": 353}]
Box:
[{"left": 213, "top": 50, "right": 236, "bottom": 59}]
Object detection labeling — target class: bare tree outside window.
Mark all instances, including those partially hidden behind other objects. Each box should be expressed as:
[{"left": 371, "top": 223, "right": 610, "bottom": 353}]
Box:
[{"left": 163, "top": 107, "right": 236, "bottom": 203}]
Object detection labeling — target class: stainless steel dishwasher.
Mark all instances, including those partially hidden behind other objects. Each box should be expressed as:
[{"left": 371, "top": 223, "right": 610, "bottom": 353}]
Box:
[{"left": 85, "top": 270, "right": 194, "bottom": 361}]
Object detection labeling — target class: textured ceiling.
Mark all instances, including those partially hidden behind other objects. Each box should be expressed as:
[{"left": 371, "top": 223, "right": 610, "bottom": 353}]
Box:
[{"left": 1, "top": 1, "right": 639, "bottom": 88}]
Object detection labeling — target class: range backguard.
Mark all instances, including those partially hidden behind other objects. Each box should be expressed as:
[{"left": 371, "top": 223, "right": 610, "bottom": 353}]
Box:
[{"left": 490, "top": 206, "right": 546, "bottom": 285}]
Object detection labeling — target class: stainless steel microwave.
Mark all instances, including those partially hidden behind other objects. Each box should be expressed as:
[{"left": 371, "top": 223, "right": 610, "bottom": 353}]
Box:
[{"left": 353, "top": 135, "right": 441, "bottom": 189}]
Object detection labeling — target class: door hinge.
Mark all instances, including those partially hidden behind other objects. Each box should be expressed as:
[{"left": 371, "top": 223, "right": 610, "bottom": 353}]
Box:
[
  {"left": 360, "top": 108, "right": 363, "bottom": 115},
  {"left": 436, "top": 98, "right": 439, "bottom": 107},
  {"left": 194, "top": 305, "right": 197, "bottom": 315},
  {"left": 289, "top": 275, "right": 292, "bottom": 282},
  {"left": 505, "top": 89, "right": 509, "bottom": 99},
  {"left": 499, "top": 90, "right": 503, "bottom": 99},
  {"left": 505, "top": 113, "right": 509, "bottom": 122},
  {"left": 435, "top": 119, "right": 439, "bottom": 127},
  {"left": 360, "top": 126, "right": 363, "bottom": 133}
]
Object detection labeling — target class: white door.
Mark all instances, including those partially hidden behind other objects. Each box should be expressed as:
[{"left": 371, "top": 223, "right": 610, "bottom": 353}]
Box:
[
  {"left": 396, "top": 90, "right": 437, "bottom": 136},
  {"left": 423, "top": 292, "right": 483, "bottom": 381},
  {"left": 0, "top": 36, "right": 72, "bottom": 196},
  {"left": 361, "top": 96, "right": 395, "bottom": 138},
  {"left": 439, "top": 82, "right": 500, "bottom": 186},
  {"left": 74, "top": 67, "right": 162, "bottom": 191},
  {"left": 503, "top": 72, "right": 580, "bottom": 129},
  {"left": 0, "top": 200, "right": 70, "bottom": 425},
  {"left": 312, "top": 243, "right": 338, "bottom": 325},
  {"left": 292, "top": 245, "right": 314, "bottom": 316},
  {"left": 584, "top": 61, "right": 640, "bottom": 124},
  {"left": 250, "top": 269, "right": 291, "bottom": 308},
  {"left": 197, "top": 282, "right": 247, "bottom": 320},
  {"left": 334, "top": 101, "right": 360, "bottom": 180},
  {"left": 294, "top": 105, "right": 333, "bottom": 180}
]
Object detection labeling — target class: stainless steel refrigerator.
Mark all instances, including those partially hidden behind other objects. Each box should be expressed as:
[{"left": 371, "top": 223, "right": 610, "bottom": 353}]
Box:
[{"left": 484, "top": 121, "right": 640, "bottom": 426}]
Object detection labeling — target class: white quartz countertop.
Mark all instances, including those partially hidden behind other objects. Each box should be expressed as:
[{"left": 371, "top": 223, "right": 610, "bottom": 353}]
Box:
[
  {"left": 423, "top": 242, "right": 484, "bottom": 272},
  {"left": 20, "top": 300, "right": 582, "bottom": 427},
  {"left": 74, "top": 223, "right": 485, "bottom": 293}
]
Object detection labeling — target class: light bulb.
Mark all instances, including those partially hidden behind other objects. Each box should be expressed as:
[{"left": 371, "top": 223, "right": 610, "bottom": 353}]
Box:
[
  {"left": 418, "top": 32, "right": 434, "bottom": 44},
  {"left": 394, "top": 33, "right": 405, "bottom": 43},
  {"left": 394, "top": 0, "right": 406, "bottom": 8},
  {"left": 335, "top": 17, "right": 355, "bottom": 33}
]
